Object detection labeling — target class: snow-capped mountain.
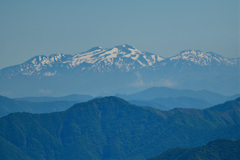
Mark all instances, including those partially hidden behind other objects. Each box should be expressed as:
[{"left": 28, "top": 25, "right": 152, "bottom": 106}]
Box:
[
  {"left": 167, "top": 50, "right": 237, "bottom": 66},
  {"left": 70, "top": 44, "right": 164, "bottom": 72},
  {"left": 0, "top": 44, "right": 239, "bottom": 97},
  {"left": 0, "top": 45, "right": 239, "bottom": 79},
  {"left": 1, "top": 44, "right": 165, "bottom": 78}
]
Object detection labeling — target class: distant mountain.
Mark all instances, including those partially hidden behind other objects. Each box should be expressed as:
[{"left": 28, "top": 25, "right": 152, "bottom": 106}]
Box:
[
  {"left": 118, "top": 87, "right": 238, "bottom": 110},
  {"left": 163, "top": 50, "right": 238, "bottom": 67},
  {"left": 0, "top": 45, "right": 239, "bottom": 97},
  {"left": 129, "top": 96, "right": 211, "bottom": 110},
  {"left": 15, "top": 94, "right": 93, "bottom": 102},
  {"left": 0, "top": 95, "right": 89, "bottom": 117},
  {"left": 0, "top": 97, "right": 240, "bottom": 160},
  {"left": 1, "top": 47, "right": 237, "bottom": 78},
  {"left": 148, "top": 139, "right": 240, "bottom": 160},
  {"left": 0, "top": 44, "right": 164, "bottom": 78},
  {"left": 120, "top": 87, "right": 226, "bottom": 102}
]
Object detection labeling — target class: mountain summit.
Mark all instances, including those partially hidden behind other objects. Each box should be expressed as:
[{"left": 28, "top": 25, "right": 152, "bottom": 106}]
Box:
[{"left": 169, "top": 50, "right": 236, "bottom": 66}]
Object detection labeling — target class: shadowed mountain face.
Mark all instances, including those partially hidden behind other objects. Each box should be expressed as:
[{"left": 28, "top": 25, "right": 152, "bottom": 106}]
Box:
[
  {"left": 0, "top": 97, "right": 240, "bottom": 160},
  {"left": 148, "top": 139, "right": 240, "bottom": 160}
]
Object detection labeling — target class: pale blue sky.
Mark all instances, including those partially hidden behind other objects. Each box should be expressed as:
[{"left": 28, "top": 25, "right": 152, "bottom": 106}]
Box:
[{"left": 0, "top": 0, "right": 239, "bottom": 69}]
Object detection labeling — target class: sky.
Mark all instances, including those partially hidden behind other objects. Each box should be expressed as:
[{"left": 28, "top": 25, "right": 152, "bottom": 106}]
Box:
[{"left": 0, "top": 0, "right": 239, "bottom": 69}]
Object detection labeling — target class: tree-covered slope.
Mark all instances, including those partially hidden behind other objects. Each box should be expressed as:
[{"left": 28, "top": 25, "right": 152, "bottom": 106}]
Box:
[
  {"left": 148, "top": 139, "right": 240, "bottom": 160},
  {"left": 0, "top": 97, "right": 240, "bottom": 160}
]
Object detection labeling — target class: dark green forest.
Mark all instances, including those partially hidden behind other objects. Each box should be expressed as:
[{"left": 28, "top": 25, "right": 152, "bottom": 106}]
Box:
[
  {"left": 0, "top": 97, "right": 240, "bottom": 160},
  {"left": 148, "top": 139, "right": 240, "bottom": 160}
]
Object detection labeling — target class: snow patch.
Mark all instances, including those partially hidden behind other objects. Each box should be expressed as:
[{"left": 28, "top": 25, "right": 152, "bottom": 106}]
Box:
[
  {"left": 131, "top": 54, "right": 139, "bottom": 60},
  {"left": 44, "top": 71, "right": 57, "bottom": 76},
  {"left": 157, "top": 56, "right": 164, "bottom": 61}
]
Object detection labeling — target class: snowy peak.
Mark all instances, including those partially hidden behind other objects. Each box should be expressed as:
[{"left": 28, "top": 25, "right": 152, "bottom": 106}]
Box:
[
  {"left": 169, "top": 50, "right": 237, "bottom": 66},
  {"left": 116, "top": 44, "right": 135, "bottom": 49},
  {"left": 177, "top": 50, "right": 222, "bottom": 59},
  {"left": 19, "top": 53, "right": 71, "bottom": 76},
  {"left": 26, "top": 53, "right": 69, "bottom": 65},
  {"left": 85, "top": 46, "right": 104, "bottom": 52},
  {"left": 105, "top": 44, "right": 164, "bottom": 65},
  {"left": 24, "top": 53, "right": 69, "bottom": 69},
  {"left": 71, "top": 44, "right": 163, "bottom": 70},
  {"left": 113, "top": 44, "right": 138, "bottom": 54},
  {"left": 105, "top": 44, "right": 142, "bottom": 56},
  {"left": 104, "top": 45, "right": 141, "bottom": 58}
]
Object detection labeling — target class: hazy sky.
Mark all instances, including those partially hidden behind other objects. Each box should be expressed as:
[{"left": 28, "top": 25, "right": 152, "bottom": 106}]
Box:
[{"left": 0, "top": 0, "right": 239, "bottom": 69}]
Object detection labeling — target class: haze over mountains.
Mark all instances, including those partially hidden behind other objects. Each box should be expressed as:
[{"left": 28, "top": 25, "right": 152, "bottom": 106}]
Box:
[
  {"left": 15, "top": 94, "right": 93, "bottom": 102},
  {"left": 0, "top": 44, "right": 239, "bottom": 97},
  {"left": 118, "top": 87, "right": 240, "bottom": 110},
  {"left": 1, "top": 87, "right": 239, "bottom": 117},
  {"left": 0, "top": 94, "right": 93, "bottom": 118},
  {"left": 0, "top": 96, "right": 240, "bottom": 160}
]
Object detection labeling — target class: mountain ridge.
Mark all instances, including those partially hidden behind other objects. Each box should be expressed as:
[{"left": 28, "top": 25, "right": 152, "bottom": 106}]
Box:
[
  {"left": 0, "top": 96, "right": 240, "bottom": 160},
  {"left": 1, "top": 45, "right": 238, "bottom": 79}
]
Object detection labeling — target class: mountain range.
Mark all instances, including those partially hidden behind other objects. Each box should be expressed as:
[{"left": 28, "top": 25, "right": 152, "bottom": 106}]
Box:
[
  {"left": 118, "top": 87, "right": 240, "bottom": 110},
  {"left": 0, "top": 96, "right": 240, "bottom": 160},
  {"left": 0, "top": 94, "right": 93, "bottom": 118},
  {"left": 1, "top": 87, "right": 239, "bottom": 117},
  {"left": 0, "top": 44, "right": 164, "bottom": 78},
  {"left": 1, "top": 45, "right": 238, "bottom": 78},
  {"left": 0, "top": 44, "right": 239, "bottom": 97}
]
